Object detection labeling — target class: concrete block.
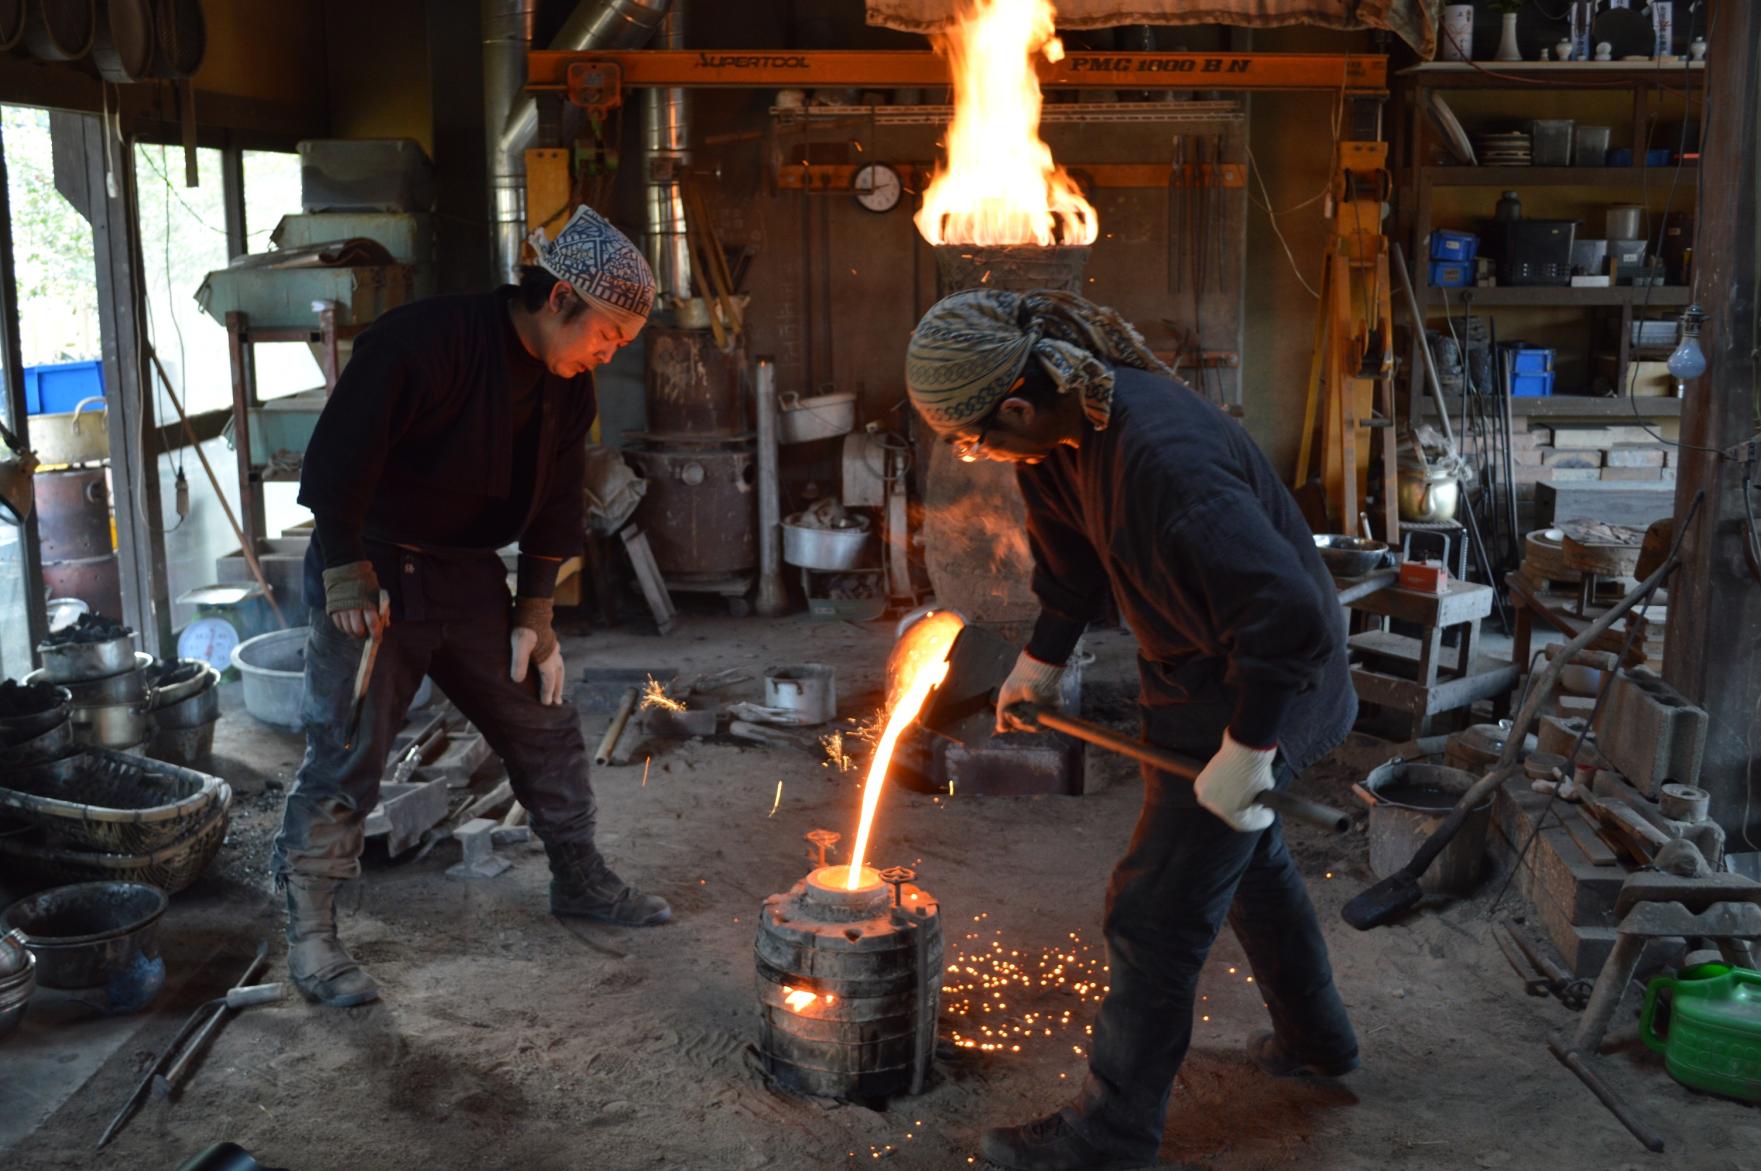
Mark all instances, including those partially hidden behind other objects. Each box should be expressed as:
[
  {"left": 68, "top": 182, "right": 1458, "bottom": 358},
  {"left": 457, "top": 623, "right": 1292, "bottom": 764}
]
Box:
[
  {"left": 1606, "top": 445, "right": 1667, "bottom": 468},
  {"left": 1548, "top": 468, "right": 1602, "bottom": 483},
  {"left": 1663, "top": 448, "right": 1676, "bottom": 468},
  {"left": 1543, "top": 448, "right": 1602, "bottom": 468},
  {"left": 1515, "top": 426, "right": 1554, "bottom": 447},
  {"left": 1600, "top": 466, "right": 1662, "bottom": 482},
  {"left": 1535, "top": 481, "right": 1675, "bottom": 528},
  {"left": 1594, "top": 668, "right": 1708, "bottom": 797},
  {"left": 1551, "top": 425, "right": 1662, "bottom": 449},
  {"left": 447, "top": 817, "right": 512, "bottom": 879},
  {"left": 430, "top": 732, "right": 492, "bottom": 789},
  {"left": 1537, "top": 714, "right": 1593, "bottom": 758},
  {"left": 1513, "top": 447, "right": 1547, "bottom": 466},
  {"left": 363, "top": 778, "right": 450, "bottom": 858},
  {"left": 1514, "top": 465, "right": 1551, "bottom": 485},
  {"left": 1660, "top": 467, "right": 1677, "bottom": 483}
]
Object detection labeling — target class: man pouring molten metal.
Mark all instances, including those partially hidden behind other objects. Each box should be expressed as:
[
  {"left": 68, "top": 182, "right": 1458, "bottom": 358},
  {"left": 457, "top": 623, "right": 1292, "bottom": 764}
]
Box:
[
  {"left": 906, "top": 290, "right": 1358, "bottom": 1170},
  {"left": 270, "top": 206, "right": 671, "bottom": 1008}
]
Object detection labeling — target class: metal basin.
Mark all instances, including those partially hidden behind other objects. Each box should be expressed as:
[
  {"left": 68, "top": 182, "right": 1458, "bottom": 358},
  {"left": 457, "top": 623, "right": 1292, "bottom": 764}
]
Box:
[
  {"left": 1314, "top": 535, "right": 1391, "bottom": 578},
  {"left": 26, "top": 652, "right": 151, "bottom": 705},
  {"left": 36, "top": 634, "right": 138, "bottom": 683},
  {"left": 0, "top": 716, "right": 74, "bottom": 766},
  {"left": 68, "top": 700, "right": 152, "bottom": 750},
  {"left": 0, "top": 684, "right": 71, "bottom": 746},
  {"left": 2, "top": 881, "right": 168, "bottom": 990}
]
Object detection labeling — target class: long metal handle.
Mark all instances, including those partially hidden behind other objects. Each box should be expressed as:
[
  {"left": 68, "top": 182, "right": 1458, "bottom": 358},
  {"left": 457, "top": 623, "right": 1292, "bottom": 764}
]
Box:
[
  {"left": 1389, "top": 242, "right": 1457, "bottom": 452},
  {"left": 1013, "top": 704, "right": 1351, "bottom": 834},
  {"left": 152, "top": 943, "right": 270, "bottom": 1099}
]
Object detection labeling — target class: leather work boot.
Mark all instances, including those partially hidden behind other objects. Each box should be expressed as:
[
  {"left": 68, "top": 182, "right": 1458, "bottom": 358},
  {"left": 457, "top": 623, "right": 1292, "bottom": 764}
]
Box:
[
  {"left": 1247, "top": 1030, "right": 1360, "bottom": 1078},
  {"left": 545, "top": 840, "right": 672, "bottom": 926},
  {"left": 281, "top": 874, "right": 380, "bottom": 1008},
  {"left": 980, "top": 1110, "right": 1151, "bottom": 1171}
]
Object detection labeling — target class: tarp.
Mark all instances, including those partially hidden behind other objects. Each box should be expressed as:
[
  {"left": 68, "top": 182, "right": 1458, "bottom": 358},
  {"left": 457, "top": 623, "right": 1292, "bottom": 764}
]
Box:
[{"left": 866, "top": 1, "right": 1440, "bottom": 59}]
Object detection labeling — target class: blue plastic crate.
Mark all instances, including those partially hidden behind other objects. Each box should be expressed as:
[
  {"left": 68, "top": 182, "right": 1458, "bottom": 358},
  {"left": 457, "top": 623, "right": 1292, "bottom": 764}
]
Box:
[
  {"left": 1429, "top": 260, "right": 1472, "bottom": 289},
  {"left": 22, "top": 360, "right": 105, "bottom": 415},
  {"left": 1512, "top": 347, "right": 1555, "bottom": 375},
  {"left": 1512, "top": 371, "right": 1555, "bottom": 397},
  {"left": 1430, "top": 229, "right": 1479, "bottom": 264}
]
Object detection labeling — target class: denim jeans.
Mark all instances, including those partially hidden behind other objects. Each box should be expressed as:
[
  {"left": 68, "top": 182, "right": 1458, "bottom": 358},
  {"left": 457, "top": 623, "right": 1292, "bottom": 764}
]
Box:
[
  {"left": 1069, "top": 764, "right": 1358, "bottom": 1159},
  {"left": 269, "top": 599, "right": 596, "bottom": 882}
]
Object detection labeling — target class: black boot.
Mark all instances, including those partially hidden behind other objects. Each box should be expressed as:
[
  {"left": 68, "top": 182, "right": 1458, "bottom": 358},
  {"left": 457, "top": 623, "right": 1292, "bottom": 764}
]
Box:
[
  {"left": 545, "top": 840, "right": 672, "bottom": 926},
  {"left": 281, "top": 874, "right": 380, "bottom": 1007},
  {"left": 979, "top": 1110, "right": 1150, "bottom": 1171}
]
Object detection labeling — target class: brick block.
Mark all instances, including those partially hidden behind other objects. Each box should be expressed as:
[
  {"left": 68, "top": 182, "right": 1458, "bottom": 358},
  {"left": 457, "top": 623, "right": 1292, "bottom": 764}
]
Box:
[
  {"left": 1663, "top": 448, "right": 1676, "bottom": 468},
  {"left": 1543, "top": 448, "right": 1602, "bottom": 468},
  {"left": 1514, "top": 465, "right": 1551, "bottom": 484},
  {"left": 1606, "top": 444, "right": 1667, "bottom": 468},
  {"left": 1552, "top": 425, "right": 1662, "bottom": 449},
  {"left": 1511, "top": 428, "right": 1552, "bottom": 449},
  {"left": 1601, "top": 467, "right": 1662, "bottom": 482},
  {"left": 1549, "top": 468, "right": 1602, "bottom": 483},
  {"left": 1594, "top": 668, "right": 1708, "bottom": 796},
  {"left": 1513, "top": 447, "right": 1547, "bottom": 466}
]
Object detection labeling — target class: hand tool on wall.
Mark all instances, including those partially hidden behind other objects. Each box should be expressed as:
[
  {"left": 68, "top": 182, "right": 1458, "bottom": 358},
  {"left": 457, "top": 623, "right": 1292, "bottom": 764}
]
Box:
[
  {"left": 1006, "top": 703, "right": 1350, "bottom": 834},
  {"left": 342, "top": 590, "right": 390, "bottom": 752},
  {"left": 96, "top": 944, "right": 270, "bottom": 1150}
]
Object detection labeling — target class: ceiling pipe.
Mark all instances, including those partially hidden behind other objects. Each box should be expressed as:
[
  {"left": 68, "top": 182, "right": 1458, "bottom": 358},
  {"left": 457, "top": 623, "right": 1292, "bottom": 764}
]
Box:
[
  {"left": 483, "top": 0, "right": 673, "bottom": 286},
  {"left": 640, "top": 4, "right": 690, "bottom": 304}
]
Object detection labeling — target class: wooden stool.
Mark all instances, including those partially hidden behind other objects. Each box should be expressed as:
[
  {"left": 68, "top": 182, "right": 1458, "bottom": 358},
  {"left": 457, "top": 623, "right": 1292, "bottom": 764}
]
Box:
[{"left": 1346, "top": 577, "right": 1518, "bottom": 737}]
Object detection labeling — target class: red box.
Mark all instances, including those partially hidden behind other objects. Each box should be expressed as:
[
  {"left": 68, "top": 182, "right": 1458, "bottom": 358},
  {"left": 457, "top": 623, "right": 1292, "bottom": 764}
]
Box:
[{"left": 1398, "top": 560, "right": 1450, "bottom": 594}]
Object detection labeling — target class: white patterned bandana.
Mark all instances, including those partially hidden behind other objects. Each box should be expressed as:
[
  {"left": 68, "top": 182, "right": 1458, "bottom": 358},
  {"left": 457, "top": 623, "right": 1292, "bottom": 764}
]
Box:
[
  {"left": 527, "top": 205, "right": 655, "bottom": 329},
  {"left": 904, "top": 289, "right": 1171, "bottom": 435}
]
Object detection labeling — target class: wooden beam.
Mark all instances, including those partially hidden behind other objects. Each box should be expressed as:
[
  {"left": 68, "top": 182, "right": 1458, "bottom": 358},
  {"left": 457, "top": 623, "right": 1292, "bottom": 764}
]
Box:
[{"left": 1663, "top": 2, "right": 1761, "bottom": 846}]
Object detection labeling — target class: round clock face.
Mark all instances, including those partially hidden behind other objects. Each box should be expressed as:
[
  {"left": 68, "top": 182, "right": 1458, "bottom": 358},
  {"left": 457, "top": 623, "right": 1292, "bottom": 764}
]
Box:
[
  {"left": 853, "top": 163, "right": 902, "bottom": 213},
  {"left": 178, "top": 616, "right": 241, "bottom": 671}
]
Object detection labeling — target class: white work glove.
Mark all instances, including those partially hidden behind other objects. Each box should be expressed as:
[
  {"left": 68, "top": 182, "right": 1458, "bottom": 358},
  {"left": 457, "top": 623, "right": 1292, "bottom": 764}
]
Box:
[
  {"left": 995, "top": 650, "right": 1066, "bottom": 734},
  {"left": 509, "top": 597, "right": 566, "bottom": 706},
  {"left": 1194, "top": 732, "right": 1277, "bottom": 832}
]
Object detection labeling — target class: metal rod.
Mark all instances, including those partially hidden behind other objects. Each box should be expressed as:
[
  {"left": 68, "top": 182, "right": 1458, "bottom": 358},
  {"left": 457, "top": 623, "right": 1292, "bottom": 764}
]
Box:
[
  {"left": 1389, "top": 243, "right": 1457, "bottom": 451},
  {"left": 752, "top": 357, "right": 787, "bottom": 616},
  {"left": 1548, "top": 1039, "right": 1666, "bottom": 1153},
  {"left": 152, "top": 943, "right": 271, "bottom": 1099},
  {"left": 1014, "top": 705, "right": 1350, "bottom": 833}
]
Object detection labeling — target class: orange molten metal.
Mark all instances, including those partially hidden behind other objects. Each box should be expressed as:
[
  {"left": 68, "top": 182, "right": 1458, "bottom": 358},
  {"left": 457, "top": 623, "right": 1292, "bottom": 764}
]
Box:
[
  {"left": 914, "top": 0, "right": 1097, "bottom": 247},
  {"left": 844, "top": 612, "right": 965, "bottom": 889}
]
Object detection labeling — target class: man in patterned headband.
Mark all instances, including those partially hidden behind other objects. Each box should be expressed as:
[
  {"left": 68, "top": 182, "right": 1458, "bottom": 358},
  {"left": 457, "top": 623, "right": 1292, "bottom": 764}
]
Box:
[
  {"left": 906, "top": 289, "right": 1359, "bottom": 1171},
  {"left": 273, "top": 205, "right": 667, "bottom": 1009}
]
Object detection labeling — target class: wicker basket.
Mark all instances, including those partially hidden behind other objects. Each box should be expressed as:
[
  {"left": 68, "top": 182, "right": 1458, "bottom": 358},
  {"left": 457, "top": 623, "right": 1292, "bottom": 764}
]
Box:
[
  {"left": 0, "top": 791, "right": 230, "bottom": 894},
  {"left": 0, "top": 749, "right": 228, "bottom": 855}
]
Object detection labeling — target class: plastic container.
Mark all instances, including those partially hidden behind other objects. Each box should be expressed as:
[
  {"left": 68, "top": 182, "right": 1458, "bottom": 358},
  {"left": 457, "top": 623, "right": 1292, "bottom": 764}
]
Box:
[
  {"left": 232, "top": 627, "right": 309, "bottom": 730},
  {"left": 1529, "top": 119, "right": 1575, "bottom": 166},
  {"left": 1512, "top": 372, "right": 1555, "bottom": 397},
  {"left": 1572, "top": 238, "right": 1609, "bottom": 276},
  {"left": 1428, "top": 261, "right": 1472, "bottom": 289},
  {"left": 1429, "top": 229, "right": 1479, "bottom": 263},
  {"left": 22, "top": 360, "right": 104, "bottom": 416},
  {"left": 777, "top": 391, "right": 857, "bottom": 445},
  {"left": 1641, "top": 965, "right": 1761, "bottom": 1103},
  {"left": 1512, "top": 347, "right": 1554, "bottom": 375},
  {"left": 1573, "top": 125, "right": 1612, "bottom": 166}
]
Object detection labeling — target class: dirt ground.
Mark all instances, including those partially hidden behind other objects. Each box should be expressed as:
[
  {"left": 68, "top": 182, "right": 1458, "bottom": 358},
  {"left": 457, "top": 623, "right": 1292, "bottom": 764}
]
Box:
[{"left": 6, "top": 612, "right": 1761, "bottom": 1171}]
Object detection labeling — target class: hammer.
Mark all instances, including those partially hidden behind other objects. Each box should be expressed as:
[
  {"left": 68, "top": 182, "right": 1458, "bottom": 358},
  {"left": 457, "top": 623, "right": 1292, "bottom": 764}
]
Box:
[{"left": 1006, "top": 703, "right": 1350, "bottom": 834}]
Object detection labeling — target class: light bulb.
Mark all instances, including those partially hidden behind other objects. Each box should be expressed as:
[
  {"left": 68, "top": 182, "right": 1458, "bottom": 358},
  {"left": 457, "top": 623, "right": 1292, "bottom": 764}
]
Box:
[{"left": 1667, "top": 305, "right": 1708, "bottom": 381}]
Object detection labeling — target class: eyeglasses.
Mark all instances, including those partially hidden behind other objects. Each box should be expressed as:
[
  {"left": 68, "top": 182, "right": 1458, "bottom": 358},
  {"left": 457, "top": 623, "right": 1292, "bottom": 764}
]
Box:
[{"left": 946, "top": 419, "right": 993, "bottom": 463}]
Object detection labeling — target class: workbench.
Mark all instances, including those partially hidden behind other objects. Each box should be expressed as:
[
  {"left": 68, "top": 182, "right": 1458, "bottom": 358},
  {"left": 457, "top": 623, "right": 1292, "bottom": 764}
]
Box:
[{"left": 1343, "top": 576, "right": 1518, "bottom": 736}]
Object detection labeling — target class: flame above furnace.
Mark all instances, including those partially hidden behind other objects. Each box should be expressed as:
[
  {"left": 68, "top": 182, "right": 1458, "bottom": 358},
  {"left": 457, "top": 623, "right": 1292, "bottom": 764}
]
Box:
[{"left": 914, "top": 0, "right": 1098, "bottom": 248}]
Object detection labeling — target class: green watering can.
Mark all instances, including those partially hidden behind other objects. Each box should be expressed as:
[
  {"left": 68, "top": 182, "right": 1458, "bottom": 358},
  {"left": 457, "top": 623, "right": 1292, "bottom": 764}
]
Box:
[{"left": 1641, "top": 962, "right": 1761, "bottom": 1104}]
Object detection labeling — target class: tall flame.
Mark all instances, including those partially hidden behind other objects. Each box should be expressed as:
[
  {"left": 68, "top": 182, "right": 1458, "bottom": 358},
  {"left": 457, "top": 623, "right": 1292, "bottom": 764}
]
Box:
[
  {"left": 914, "top": 0, "right": 1097, "bottom": 247},
  {"left": 845, "top": 612, "right": 966, "bottom": 889}
]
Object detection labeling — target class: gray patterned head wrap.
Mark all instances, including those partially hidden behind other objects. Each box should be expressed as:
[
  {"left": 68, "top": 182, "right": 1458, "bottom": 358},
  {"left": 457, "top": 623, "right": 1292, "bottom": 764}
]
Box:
[
  {"left": 904, "top": 289, "right": 1171, "bottom": 436},
  {"left": 527, "top": 205, "right": 655, "bottom": 328}
]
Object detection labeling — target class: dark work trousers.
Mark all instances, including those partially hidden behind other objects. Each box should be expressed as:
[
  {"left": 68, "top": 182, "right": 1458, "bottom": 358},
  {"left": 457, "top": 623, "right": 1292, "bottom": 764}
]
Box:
[
  {"left": 270, "top": 582, "right": 596, "bottom": 882},
  {"left": 1069, "top": 763, "right": 1358, "bottom": 1159}
]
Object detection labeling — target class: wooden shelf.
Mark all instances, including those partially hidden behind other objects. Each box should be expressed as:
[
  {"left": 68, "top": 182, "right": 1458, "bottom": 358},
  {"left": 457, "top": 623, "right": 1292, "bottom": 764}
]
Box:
[
  {"left": 1399, "top": 61, "right": 1705, "bottom": 89},
  {"left": 1421, "top": 285, "right": 1693, "bottom": 307},
  {"left": 1421, "top": 395, "right": 1682, "bottom": 418},
  {"left": 1423, "top": 165, "right": 1697, "bottom": 186}
]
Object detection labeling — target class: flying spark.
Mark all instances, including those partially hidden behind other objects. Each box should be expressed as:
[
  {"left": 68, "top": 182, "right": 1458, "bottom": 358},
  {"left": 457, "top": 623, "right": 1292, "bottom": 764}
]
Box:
[{"left": 769, "top": 780, "right": 783, "bottom": 817}]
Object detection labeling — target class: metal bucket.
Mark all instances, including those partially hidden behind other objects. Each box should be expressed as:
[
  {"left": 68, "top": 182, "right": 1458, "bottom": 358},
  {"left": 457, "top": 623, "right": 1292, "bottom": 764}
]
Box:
[
  {"left": 34, "top": 467, "right": 111, "bottom": 561},
  {"left": 781, "top": 520, "right": 871, "bottom": 572},
  {"left": 1359, "top": 761, "right": 1490, "bottom": 897},
  {"left": 764, "top": 664, "right": 837, "bottom": 726},
  {"left": 625, "top": 445, "right": 757, "bottom": 576}
]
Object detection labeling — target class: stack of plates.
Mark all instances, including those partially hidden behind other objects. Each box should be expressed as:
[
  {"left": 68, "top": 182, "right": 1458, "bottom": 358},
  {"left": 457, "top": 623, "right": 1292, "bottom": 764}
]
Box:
[{"left": 1475, "top": 132, "right": 1532, "bottom": 166}]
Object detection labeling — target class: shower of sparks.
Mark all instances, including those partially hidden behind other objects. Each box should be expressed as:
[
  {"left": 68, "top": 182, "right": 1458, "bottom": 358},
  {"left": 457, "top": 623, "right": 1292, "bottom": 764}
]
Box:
[
  {"left": 820, "top": 731, "right": 856, "bottom": 773},
  {"left": 769, "top": 780, "right": 784, "bottom": 817},
  {"left": 941, "top": 924, "right": 1111, "bottom": 1056},
  {"left": 639, "top": 674, "right": 684, "bottom": 712}
]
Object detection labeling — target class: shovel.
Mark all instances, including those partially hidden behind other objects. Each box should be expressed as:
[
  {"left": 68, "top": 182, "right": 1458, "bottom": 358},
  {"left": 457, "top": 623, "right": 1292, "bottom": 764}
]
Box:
[{"left": 1007, "top": 703, "right": 1350, "bottom": 834}]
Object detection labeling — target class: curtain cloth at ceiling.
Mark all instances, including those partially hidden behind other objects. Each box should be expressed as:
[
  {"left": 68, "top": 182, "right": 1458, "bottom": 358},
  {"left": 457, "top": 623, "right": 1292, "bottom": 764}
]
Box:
[{"left": 865, "top": 1, "right": 1440, "bottom": 59}]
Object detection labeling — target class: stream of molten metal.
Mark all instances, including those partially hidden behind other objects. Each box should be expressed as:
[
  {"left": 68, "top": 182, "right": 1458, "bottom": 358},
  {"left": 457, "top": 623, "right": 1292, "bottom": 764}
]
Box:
[
  {"left": 844, "top": 612, "right": 965, "bottom": 889},
  {"left": 914, "top": 0, "right": 1097, "bottom": 247}
]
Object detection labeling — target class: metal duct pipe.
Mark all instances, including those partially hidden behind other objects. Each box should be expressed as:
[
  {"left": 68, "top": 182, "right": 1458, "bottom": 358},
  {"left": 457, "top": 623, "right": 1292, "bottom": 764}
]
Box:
[
  {"left": 641, "top": 5, "right": 690, "bottom": 304},
  {"left": 484, "top": 0, "right": 673, "bottom": 286},
  {"left": 753, "top": 357, "right": 787, "bottom": 616}
]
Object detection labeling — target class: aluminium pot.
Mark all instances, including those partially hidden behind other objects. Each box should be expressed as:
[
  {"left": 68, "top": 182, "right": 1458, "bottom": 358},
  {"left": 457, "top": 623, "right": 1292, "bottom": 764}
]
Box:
[
  {"left": 35, "top": 635, "right": 136, "bottom": 684},
  {"left": 67, "top": 700, "right": 151, "bottom": 751},
  {"left": 0, "top": 716, "right": 73, "bottom": 766},
  {"left": 0, "top": 686, "right": 71, "bottom": 745},
  {"left": 781, "top": 519, "right": 871, "bottom": 572},
  {"left": 27, "top": 397, "right": 108, "bottom": 465},
  {"left": 763, "top": 664, "right": 837, "bottom": 726},
  {"left": 149, "top": 672, "right": 220, "bottom": 730},
  {"left": 27, "top": 653, "right": 150, "bottom": 703},
  {"left": 1, "top": 881, "right": 167, "bottom": 991}
]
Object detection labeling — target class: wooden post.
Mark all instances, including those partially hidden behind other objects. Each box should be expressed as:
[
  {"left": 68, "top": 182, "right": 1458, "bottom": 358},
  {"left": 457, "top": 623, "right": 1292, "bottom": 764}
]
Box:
[{"left": 1663, "top": 1, "right": 1761, "bottom": 846}]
